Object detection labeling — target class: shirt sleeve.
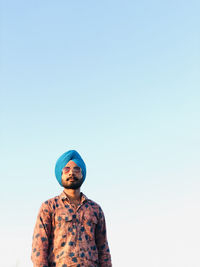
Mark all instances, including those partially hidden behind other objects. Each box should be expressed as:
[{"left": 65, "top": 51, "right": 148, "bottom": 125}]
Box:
[
  {"left": 31, "top": 202, "right": 52, "bottom": 267},
  {"left": 95, "top": 207, "right": 112, "bottom": 267}
]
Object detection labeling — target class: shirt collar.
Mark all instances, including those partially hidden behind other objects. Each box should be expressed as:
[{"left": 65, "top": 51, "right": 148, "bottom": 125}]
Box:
[{"left": 60, "top": 190, "right": 88, "bottom": 204}]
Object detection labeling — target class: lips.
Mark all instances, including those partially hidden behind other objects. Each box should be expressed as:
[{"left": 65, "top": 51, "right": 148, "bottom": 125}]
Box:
[{"left": 66, "top": 177, "right": 78, "bottom": 182}]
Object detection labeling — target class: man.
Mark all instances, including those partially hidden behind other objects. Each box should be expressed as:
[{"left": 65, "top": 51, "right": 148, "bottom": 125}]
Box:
[{"left": 31, "top": 150, "right": 112, "bottom": 267}]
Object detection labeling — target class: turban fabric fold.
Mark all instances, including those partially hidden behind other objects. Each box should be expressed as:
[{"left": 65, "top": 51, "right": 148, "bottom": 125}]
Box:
[{"left": 55, "top": 150, "right": 86, "bottom": 186}]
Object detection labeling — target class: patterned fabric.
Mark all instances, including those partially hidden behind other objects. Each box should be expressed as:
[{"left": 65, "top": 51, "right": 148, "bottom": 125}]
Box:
[
  {"left": 31, "top": 191, "right": 112, "bottom": 267},
  {"left": 55, "top": 150, "right": 87, "bottom": 187}
]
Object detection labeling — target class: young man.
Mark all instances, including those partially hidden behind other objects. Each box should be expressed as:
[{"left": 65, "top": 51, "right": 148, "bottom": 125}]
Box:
[{"left": 31, "top": 150, "right": 112, "bottom": 267}]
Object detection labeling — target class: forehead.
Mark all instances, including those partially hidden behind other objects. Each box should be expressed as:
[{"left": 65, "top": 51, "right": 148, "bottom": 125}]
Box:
[{"left": 65, "top": 160, "right": 78, "bottom": 168}]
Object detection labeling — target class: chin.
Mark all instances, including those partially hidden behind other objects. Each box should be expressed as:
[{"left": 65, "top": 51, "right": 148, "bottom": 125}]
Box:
[
  {"left": 62, "top": 178, "right": 84, "bottom": 189},
  {"left": 64, "top": 185, "right": 81, "bottom": 189}
]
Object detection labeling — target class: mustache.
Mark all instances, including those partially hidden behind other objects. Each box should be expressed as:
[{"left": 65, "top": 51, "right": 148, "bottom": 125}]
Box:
[{"left": 66, "top": 176, "right": 78, "bottom": 181}]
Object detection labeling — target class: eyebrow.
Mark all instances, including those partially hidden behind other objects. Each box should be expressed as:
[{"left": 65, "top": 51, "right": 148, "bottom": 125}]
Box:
[{"left": 63, "top": 166, "right": 80, "bottom": 169}]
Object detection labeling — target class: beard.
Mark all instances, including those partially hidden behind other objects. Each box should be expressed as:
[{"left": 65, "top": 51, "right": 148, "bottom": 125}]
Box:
[{"left": 62, "top": 175, "right": 84, "bottom": 189}]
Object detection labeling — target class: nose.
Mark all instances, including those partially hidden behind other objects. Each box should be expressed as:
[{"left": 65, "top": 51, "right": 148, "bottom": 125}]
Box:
[{"left": 69, "top": 168, "right": 75, "bottom": 175}]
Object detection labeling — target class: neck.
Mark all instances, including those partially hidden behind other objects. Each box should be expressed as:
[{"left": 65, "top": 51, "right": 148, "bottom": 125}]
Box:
[{"left": 63, "top": 188, "right": 81, "bottom": 201}]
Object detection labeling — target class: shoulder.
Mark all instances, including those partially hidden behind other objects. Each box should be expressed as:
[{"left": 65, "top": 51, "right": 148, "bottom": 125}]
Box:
[
  {"left": 86, "top": 198, "right": 105, "bottom": 217},
  {"left": 87, "top": 198, "right": 101, "bottom": 208},
  {"left": 39, "top": 195, "right": 60, "bottom": 214}
]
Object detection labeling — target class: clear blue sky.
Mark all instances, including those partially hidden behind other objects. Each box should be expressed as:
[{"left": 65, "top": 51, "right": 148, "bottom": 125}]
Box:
[{"left": 1, "top": 0, "right": 200, "bottom": 266}]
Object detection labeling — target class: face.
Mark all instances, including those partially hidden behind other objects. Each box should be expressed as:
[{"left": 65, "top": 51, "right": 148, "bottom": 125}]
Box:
[{"left": 61, "top": 160, "right": 84, "bottom": 189}]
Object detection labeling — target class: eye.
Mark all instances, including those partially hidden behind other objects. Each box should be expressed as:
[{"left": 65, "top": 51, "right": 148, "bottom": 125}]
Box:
[
  {"left": 74, "top": 167, "right": 81, "bottom": 172},
  {"left": 63, "top": 167, "right": 70, "bottom": 173}
]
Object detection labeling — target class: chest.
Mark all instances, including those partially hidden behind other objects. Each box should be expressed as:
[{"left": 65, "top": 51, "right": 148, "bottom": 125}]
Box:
[{"left": 51, "top": 202, "right": 98, "bottom": 238}]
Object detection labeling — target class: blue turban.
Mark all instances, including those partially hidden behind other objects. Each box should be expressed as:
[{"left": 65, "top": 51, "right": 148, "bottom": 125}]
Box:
[{"left": 55, "top": 150, "right": 86, "bottom": 186}]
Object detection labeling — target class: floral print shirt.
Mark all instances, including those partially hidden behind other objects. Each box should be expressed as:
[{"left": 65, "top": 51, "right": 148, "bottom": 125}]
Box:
[{"left": 31, "top": 191, "right": 112, "bottom": 267}]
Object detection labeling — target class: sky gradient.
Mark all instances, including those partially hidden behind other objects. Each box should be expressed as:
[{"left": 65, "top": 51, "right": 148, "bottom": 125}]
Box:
[{"left": 1, "top": 0, "right": 200, "bottom": 266}]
